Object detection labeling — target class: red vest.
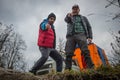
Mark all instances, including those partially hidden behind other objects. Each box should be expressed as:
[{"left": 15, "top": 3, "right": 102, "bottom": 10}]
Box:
[{"left": 37, "top": 28, "right": 55, "bottom": 48}]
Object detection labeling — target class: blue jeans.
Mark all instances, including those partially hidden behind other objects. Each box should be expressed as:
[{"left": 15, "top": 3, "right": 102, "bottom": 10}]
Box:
[{"left": 31, "top": 47, "right": 63, "bottom": 72}]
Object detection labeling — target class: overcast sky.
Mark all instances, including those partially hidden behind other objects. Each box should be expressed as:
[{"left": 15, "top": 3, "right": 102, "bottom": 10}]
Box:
[{"left": 0, "top": 0, "right": 120, "bottom": 70}]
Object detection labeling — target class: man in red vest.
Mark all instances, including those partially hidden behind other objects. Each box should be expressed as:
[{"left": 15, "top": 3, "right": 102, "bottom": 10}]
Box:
[{"left": 30, "top": 13, "right": 63, "bottom": 75}]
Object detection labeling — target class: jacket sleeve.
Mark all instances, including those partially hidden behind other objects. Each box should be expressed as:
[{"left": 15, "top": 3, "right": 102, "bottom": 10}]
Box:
[
  {"left": 64, "top": 14, "right": 72, "bottom": 23},
  {"left": 84, "top": 16, "right": 93, "bottom": 39},
  {"left": 40, "top": 21, "right": 47, "bottom": 30}
]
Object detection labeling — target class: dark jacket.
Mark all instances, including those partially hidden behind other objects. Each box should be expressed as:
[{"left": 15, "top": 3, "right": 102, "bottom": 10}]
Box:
[{"left": 65, "top": 14, "right": 93, "bottom": 39}]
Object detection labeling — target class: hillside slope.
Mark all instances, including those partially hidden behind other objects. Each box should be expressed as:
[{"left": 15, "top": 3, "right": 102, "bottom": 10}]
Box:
[{"left": 0, "top": 66, "right": 120, "bottom": 80}]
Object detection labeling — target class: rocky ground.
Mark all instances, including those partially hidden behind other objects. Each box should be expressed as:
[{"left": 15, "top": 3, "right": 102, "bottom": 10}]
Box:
[{"left": 0, "top": 65, "right": 120, "bottom": 80}]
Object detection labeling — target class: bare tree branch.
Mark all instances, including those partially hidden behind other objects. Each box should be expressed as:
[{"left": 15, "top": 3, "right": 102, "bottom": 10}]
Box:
[
  {"left": 0, "top": 23, "right": 27, "bottom": 72},
  {"left": 105, "top": 0, "right": 120, "bottom": 8}
]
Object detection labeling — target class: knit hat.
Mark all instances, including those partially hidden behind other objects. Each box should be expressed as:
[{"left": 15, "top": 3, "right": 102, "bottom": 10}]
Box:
[
  {"left": 48, "top": 13, "right": 56, "bottom": 20},
  {"left": 72, "top": 4, "right": 79, "bottom": 9}
]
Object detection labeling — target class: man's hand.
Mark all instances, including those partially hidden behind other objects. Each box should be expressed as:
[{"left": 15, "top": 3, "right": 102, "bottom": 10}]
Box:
[
  {"left": 67, "top": 13, "right": 73, "bottom": 17},
  {"left": 87, "top": 38, "right": 92, "bottom": 44},
  {"left": 46, "top": 23, "right": 51, "bottom": 30}
]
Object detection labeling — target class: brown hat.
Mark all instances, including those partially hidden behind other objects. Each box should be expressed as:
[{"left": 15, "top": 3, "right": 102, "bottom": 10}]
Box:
[{"left": 72, "top": 4, "right": 79, "bottom": 9}]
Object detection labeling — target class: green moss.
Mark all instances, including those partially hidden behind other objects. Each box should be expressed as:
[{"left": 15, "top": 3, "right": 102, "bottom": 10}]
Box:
[
  {"left": 44, "top": 65, "right": 120, "bottom": 80},
  {"left": 0, "top": 65, "right": 120, "bottom": 80}
]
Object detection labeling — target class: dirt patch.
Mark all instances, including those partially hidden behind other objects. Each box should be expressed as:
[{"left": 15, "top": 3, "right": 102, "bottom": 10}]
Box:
[{"left": 0, "top": 68, "right": 40, "bottom": 80}]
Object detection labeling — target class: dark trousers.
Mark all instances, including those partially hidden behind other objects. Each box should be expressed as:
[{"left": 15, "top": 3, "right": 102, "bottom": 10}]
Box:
[
  {"left": 31, "top": 47, "right": 63, "bottom": 72},
  {"left": 65, "top": 33, "right": 94, "bottom": 70}
]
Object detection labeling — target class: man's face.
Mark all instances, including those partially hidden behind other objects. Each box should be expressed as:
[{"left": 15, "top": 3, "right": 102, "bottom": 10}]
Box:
[
  {"left": 48, "top": 17, "right": 55, "bottom": 25},
  {"left": 72, "top": 8, "right": 80, "bottom": 15}
]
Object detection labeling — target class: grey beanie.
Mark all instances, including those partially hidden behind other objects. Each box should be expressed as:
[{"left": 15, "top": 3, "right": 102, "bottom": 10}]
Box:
[{"left": 48, "top": 13, "right": 56, "bottom": 20}]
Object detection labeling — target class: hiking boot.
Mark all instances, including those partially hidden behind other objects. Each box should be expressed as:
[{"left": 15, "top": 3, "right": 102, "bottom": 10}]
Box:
[{"left": 29, "top": 70, "right": 37, "bottom": 75}]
